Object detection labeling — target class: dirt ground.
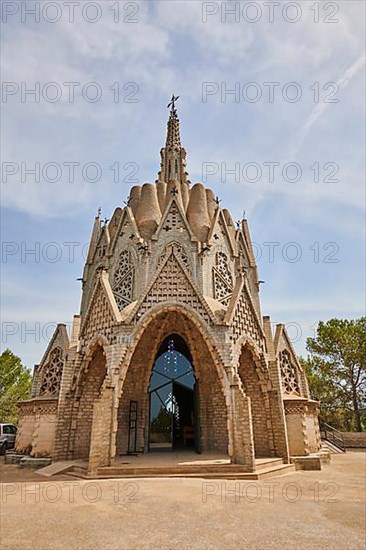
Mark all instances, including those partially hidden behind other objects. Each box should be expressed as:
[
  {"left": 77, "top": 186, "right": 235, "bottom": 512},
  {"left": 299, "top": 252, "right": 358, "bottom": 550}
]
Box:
[{"left": 0, "top": 452, "right": 365, "bottom": 550}]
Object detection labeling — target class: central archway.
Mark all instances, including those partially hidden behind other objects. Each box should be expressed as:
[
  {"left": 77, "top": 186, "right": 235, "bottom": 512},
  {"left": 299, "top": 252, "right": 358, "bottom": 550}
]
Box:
[
  {"left": 148, "top": 334, "right": 198, "bottom": 452},
  {"left": 115, "top": 308, "right": 229, "bottom": 457}
]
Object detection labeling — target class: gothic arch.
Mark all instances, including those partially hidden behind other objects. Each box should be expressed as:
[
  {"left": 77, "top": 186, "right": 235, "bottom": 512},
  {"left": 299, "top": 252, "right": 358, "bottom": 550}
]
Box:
[
  {"left": 122, "top": 302, "right": 228, "bottom": 392},
  {"left": 115, "top": 305, "right": 231, "bottom": 456}
]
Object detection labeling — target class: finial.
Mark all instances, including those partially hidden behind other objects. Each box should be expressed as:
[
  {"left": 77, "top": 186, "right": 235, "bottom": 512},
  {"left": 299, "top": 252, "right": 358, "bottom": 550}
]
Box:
[
  {"left": 97, "top": 206, "right": 102, "bottom": 217},
  {"left": 167, "top": 94, "right": 180, "bottom": 114}
]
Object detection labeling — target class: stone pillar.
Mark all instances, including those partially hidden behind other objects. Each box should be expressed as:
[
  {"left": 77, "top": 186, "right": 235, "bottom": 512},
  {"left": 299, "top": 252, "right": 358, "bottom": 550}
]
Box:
[
  {"left": 284, "top": 398, "right": 309, "bottom": 456},
  {"left": 305, "top": 400, "right": 321, "bottom": 452},
  {"left": 88, "top": 386, "right": 115, "bottom": 475},
  {"left": 52, "top": 348, "right": 80, "bottom": 461},
  {"left": 230, "top": 381, "right": 255, "bottom": 471},
  {"left": 263, "top": 317, "right": 290, "bottom": 462}
]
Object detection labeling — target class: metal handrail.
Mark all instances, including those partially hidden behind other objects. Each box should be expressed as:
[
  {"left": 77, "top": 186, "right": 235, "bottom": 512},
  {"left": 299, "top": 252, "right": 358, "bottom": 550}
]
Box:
[{"left": 319, "top": 419, "right": 346, "bottom": 452}]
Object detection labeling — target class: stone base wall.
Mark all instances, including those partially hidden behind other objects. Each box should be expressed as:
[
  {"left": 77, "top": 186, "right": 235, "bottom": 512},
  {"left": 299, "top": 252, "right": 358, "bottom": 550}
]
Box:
[
  {"left": 16, "top": 399, "right": 58, "bottom": 457},
  {"left": 343, "top": 432, "right": 366, "bottom": 448},
  {"left": 284, "top": 397, "right": 321, "bottom": 456}
]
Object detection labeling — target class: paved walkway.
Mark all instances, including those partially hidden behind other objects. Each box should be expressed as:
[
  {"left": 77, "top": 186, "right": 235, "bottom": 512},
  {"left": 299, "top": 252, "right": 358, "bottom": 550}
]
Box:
[{"left": 1, "top": 452, "right": 365, "bottom": 550}]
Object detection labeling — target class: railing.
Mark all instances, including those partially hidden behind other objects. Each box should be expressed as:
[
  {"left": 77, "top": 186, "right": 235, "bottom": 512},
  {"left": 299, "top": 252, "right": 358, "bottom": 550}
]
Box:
[{"left": 319, "top": 420, "right": 346, "bottom": 452}]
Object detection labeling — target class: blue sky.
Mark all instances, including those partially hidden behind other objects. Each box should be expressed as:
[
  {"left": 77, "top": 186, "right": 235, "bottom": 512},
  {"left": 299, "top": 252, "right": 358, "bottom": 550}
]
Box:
[{"left": 1, "top": 0, "right": 365, "bottom": 368}]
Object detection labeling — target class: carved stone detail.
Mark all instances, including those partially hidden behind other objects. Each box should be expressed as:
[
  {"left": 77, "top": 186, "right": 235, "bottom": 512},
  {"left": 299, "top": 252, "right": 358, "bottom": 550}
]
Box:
[
  {"left": 213, "top": 252, "right": 233, "bottom": 305},
  {"left": 40, "top": 347, "right": 64, "bottom": 397},
  {"left": 280, "top": 349, "right": 300, "bottom": 395},
  {"left": 113, "top": 250, "right": 134, "bottom": 309}
]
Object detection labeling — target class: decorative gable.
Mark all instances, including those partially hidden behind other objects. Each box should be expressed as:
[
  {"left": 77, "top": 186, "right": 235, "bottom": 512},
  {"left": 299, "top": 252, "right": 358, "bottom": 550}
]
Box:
[
  {"left": 128, "top": 248, "right": 216, "bottom": 325},
  {"left": 225, "top": 277, "right": 264, "bottom": 348},
  {"left": 274, "top": 324, "right": 304, "bottom": 396},
  {"left": 207, "top": 209, "right": 236, "bottom": 256},
  {"left": 80, "top": 271, "right": 121, "bottom": 343},
  {"left": 110, "top": 206, "right": 141, "bottom": 254},
  {"left": 154, "top": 197, "right": 196, "bottom": 242},
  {"left": 35, "top": 324, "right": 69, "bottom": 398}
]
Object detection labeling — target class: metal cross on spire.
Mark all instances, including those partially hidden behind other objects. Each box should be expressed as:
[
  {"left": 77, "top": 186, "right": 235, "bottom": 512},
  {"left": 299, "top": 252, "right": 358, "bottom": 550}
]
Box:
[{"left": 167, "top": 94, "right": 180, "bottom": 113}]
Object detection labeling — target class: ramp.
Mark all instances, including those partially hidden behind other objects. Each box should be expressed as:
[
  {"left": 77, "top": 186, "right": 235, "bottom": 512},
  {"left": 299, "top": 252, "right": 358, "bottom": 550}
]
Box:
[{"left": 36, "top": 461, "right": 87, "bottom": 477}]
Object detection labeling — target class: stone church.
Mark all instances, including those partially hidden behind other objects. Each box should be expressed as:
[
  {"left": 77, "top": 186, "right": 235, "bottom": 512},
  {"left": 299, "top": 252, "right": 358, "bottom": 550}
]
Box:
[{"left": 16, "top": 101, "right": 321, "bottom": 474}]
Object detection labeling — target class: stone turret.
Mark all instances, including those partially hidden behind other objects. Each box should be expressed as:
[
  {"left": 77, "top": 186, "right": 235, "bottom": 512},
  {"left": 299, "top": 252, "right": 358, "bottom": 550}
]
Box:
[
  {"left": 187, "top": 183, "right": 211, "bottom": 242},
  {"left": 135, "top": 183, "right": 161, "bottom": 239}
]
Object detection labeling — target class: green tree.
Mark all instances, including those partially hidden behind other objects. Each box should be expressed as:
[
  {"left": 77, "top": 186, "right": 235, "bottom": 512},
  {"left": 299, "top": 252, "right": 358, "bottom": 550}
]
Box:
[
  {"left": 0, "top": 349, "right": 32, "bottom": 424},
  {"left": 305, "top": 318, "right": 366, "bottom": 431}
]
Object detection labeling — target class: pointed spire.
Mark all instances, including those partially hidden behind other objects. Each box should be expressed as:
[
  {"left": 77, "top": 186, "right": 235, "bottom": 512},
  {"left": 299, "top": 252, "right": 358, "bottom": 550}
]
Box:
[
  {"left": 157, "top": 95, "right": 189, "bottom": 186},
  {"left": 166, "top": 97, "right": 181, "bottom": 150}
]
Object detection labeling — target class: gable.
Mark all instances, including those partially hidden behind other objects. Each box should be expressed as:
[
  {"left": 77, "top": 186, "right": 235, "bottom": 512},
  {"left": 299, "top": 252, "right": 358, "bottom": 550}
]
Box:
[
  {"left": 236, "top": 230, "right": 253, "bottom": 268},
  {"left": 80, "top": 271, "right": 121, "bottom": 342},
  {"left": 154, "top": 197, "right": 197, "bottom": 242},
  {"left": 274, "top": 324, "right": 304, "bottom": 395},
  {"left": 225, "top": 277, "right": 265, "bottom": 348},
  {"left": 207, "top": 209, "right": 236, "bottom": 256},
  {"left": 39, "top": 324, "right": 69, "bottom": 369},
  {"left": 90, "top": 227, "right": 110, "bottom": 264},
  {"left": 127, "top": 249, "right": 216, "bottom": 325},
  {"left": 274, "top": 324, "right": 302, "bottom": 370},
  {"left": 110, "top": 206, "right": 141, "bottom": 255}
]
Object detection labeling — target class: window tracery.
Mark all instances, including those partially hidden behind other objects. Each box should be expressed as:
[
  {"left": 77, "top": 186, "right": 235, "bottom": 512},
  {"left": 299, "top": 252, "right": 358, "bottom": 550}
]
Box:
[
  {"left": 40, "top": 347, "right": 64, "bottom": 397},
  {"left": 280, "top": 349, "right": 300, "bottom": 394},
  {"left": 213, "top": 251, "right": 233, "bottom": 306},
  {"left": 113, "top": 250, "right": 134, "bottom": 310}
]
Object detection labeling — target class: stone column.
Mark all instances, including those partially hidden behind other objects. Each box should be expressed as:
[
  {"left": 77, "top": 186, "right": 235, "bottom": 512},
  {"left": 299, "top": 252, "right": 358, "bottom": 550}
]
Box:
[
  {"left": 88, "top": 386, "right": 115, "bottom": 476},
  {"left": 263, "top": 317, "right": 290, "bottom": 462},
  {"left": 230, "top": 381, "right": 255, "bottom": 471},
  {"left": 284, "top": 398, "right": 309, "bottom": 456}
]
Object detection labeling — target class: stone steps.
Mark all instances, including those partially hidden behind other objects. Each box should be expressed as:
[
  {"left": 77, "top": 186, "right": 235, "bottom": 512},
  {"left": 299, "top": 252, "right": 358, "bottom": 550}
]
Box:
[
  {"left": 94, "top": 457, "right": 293, "bottom": 480},
  {"left": 321, "top": 440, "right": 345, "bottom": 454},
  {"left": 36, "top": 457, "right": 295, "bottom": 481},
  {"left": 94, "top": 463, "right": 295, "bottom": 481}
]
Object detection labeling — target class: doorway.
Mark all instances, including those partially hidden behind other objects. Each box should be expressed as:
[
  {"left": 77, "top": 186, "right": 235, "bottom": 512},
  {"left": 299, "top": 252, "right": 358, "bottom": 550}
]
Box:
[{"left": 148, "top": 335, "right": 199, "bottom": 451}]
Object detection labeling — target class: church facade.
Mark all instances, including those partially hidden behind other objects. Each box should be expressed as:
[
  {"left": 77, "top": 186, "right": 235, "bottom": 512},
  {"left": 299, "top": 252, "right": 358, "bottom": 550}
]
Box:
[{"left": 15, "top": 104, "right": 321, "bottom": 474}]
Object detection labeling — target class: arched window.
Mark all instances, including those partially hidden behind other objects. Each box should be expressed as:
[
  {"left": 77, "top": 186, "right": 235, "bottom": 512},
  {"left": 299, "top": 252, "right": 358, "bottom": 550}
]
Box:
[
  {"left": 280, "top": 350, "right": 300, "bottom": 395},
  {"left": 40, "top": 347, "right": 64, "bottom": 397}
]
